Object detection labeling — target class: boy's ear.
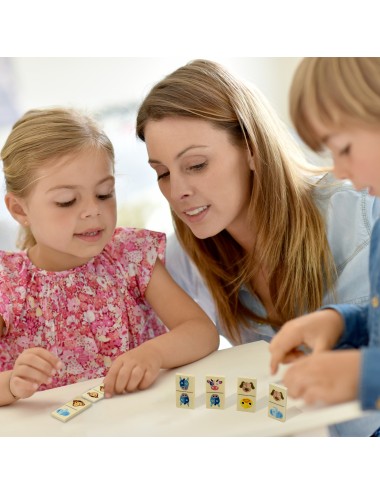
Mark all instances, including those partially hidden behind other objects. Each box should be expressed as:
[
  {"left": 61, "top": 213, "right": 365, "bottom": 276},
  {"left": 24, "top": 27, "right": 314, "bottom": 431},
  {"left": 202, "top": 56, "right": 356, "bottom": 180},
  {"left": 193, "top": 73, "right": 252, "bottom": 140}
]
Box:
[{"left": 4, "top": 193, "right": 29, "bottom": 226}]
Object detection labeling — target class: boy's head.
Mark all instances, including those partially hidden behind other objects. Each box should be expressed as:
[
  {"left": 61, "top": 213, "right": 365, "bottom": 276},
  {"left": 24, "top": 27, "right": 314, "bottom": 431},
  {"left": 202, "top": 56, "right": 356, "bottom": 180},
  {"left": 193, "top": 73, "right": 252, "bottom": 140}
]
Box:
[{"left": 289, "top": 58, "right": 380, "bottom": 152}]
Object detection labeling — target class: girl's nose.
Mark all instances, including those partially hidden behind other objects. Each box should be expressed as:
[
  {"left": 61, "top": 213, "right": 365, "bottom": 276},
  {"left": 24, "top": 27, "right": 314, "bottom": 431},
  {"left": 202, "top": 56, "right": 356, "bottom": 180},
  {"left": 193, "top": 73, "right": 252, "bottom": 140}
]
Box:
[{"left": 80, "top": 199, "right": 101, "bottom": 219}]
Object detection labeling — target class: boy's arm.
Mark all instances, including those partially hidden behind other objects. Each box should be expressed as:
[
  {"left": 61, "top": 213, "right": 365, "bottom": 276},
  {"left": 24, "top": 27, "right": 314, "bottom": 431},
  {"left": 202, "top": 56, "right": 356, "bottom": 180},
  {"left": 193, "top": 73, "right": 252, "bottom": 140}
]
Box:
[
  {"left": 360, "top": 348, "right": 380, "bottom": 410},
  {"left": 326, "top": 303, "right": 369, "bottom": 349}
]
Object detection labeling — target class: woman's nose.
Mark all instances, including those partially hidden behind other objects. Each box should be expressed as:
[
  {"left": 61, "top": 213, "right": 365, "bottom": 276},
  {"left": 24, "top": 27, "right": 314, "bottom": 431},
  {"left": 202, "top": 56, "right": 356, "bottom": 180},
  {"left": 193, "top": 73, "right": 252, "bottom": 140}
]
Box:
[{"left": 170, "top": 174, "right": 192, "bottom": 200}]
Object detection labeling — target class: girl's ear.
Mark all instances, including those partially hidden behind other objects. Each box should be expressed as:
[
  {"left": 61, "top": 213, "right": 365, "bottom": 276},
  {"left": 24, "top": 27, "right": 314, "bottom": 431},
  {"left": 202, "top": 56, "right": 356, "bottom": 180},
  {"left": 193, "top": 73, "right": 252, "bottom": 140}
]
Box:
[{"left": 4, "top": 193, "right": 29, "bottom": 226}]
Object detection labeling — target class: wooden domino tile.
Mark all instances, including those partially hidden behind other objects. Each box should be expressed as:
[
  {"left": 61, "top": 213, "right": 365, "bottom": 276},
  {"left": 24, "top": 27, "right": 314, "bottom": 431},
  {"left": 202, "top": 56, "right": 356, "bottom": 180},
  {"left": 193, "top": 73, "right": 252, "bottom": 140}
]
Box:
[
  {"left": 205, "top": 375, "right": 225, "bottom": 410},
  {"left": 236, "top": 377, "right": 257, "bottom": 412},
  {"left": 176, "top": 374, "right": 195, "bottom": 409},
  {"left": 51, "top": 396, "right": 92, "bottom": 422},
  {"left": 268, "top": 383, "right": 287, "bottom": 422},
  {"left": 82, "top": 387, "right": 105, "bottom": 403}
]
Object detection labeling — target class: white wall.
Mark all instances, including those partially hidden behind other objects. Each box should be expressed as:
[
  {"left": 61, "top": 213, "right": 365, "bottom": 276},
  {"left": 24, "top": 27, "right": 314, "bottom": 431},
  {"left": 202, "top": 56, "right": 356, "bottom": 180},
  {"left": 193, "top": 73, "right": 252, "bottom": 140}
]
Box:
[{"left": 0, "top": 57, "right": 301, "bottom": 250}]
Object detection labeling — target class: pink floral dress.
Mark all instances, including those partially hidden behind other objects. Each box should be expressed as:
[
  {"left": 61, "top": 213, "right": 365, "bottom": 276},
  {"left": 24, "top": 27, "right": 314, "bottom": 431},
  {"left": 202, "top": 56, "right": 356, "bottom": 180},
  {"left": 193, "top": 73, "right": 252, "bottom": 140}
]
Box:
[{"left": 0, "top": 227, "right": 168, "bottom": 389}]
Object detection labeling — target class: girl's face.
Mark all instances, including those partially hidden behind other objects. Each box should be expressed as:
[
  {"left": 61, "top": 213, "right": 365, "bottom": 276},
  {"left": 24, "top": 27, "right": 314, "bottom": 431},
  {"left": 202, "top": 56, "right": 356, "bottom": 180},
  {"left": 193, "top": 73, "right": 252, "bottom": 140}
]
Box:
[
  {"left": 144, "top": 117, "right": 255, "bottom": 249},
  {"left": 313, "top": 119, "right": 380, "bottom": 196},
  {"left": 8, "top": 147, "right": 117, "bottom": 271}
]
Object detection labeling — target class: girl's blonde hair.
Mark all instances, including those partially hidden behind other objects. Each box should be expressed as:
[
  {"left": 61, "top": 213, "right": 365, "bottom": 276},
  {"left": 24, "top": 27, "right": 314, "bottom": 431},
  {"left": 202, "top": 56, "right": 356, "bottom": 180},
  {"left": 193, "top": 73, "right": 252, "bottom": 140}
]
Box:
[
  {"left": 136, "top": 59, "right": 335, "bottom": 344},
  {"left": 1, "top": 107, "right": 114, "bottom": 250},
  {"left": 290, "top": 57, "right": 380, "bottom": 151}
]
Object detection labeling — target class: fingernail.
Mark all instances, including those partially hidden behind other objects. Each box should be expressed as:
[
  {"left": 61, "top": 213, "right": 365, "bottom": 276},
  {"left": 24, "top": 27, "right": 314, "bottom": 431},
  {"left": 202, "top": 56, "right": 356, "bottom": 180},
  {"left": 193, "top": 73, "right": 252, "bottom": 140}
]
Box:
[{"left": 105, "top": 393, "right": 111, "bottom": 399}]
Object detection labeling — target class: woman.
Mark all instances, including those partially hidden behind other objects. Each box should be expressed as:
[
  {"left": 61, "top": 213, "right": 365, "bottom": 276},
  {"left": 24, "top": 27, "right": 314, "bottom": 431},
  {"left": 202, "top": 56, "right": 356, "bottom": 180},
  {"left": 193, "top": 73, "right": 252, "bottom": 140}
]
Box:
[
  {"left": 136, "top": 59, "right": 378, "bottom": 347},
  {"left": 136, "top": 59, "right": 380, "bottom": 436}
]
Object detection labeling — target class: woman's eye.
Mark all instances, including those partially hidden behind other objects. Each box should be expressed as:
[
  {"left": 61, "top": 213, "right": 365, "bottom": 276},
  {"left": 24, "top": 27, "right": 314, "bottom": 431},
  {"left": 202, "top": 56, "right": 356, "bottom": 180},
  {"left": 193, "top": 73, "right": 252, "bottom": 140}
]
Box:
[
  {"left": 189, "top": 162, "right": 206, "bottom": 171},
  {"left": 55, "top": 199, "right": 76, "bottom": 207},
  {"left": 157, "top": 171, "right": 170, "bottom": 181}
]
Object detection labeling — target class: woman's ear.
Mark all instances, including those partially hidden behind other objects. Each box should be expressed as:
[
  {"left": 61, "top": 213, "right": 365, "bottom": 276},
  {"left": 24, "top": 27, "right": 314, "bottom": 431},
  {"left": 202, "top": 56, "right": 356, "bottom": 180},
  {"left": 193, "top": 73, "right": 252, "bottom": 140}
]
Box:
[
  {"left": 247, "top": 148, "right": 255, "bottom": 171},
  {"left": 5, "top": 193, "right": 29, "bottom": 227}
]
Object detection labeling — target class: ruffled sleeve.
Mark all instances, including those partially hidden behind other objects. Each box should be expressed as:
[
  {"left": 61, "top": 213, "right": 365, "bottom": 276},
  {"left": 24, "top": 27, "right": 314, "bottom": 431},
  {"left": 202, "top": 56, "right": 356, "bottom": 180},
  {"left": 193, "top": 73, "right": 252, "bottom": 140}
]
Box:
[
  {"left": 0, "top": 251, "right": 27, "bottom": 335},
  {"left": 107, "top": 227, "right": 166, "bottom": 297}
]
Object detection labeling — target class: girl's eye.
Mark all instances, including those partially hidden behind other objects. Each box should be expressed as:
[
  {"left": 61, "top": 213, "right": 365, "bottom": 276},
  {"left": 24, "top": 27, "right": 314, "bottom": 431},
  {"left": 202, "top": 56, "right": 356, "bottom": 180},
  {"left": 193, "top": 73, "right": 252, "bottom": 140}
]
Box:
[
  {"left": 157, "top": 171, "right": 170, "bottom": 181},
  {"left": 339, "top": 145, "right": 351, "bottom": 156},
  {"left": 55, "top": 199, "right": 76, "bottom": 208},
  {"left": 97, "top": 192, "right": 114, "bottom": 200}
]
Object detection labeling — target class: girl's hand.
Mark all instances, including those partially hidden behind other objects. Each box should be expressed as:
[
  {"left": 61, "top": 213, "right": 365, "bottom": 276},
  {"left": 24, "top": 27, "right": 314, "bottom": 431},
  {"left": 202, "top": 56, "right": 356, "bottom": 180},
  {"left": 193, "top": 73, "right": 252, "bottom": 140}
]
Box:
[
  {"left": 103, "top": 344, "right": 163, "bottom": 398},
  {"left": 282, "top": 350, "right": 360, "bottom": 405},
  {"left": 269, "top": 309, "right": 345, "bottom": 374},
  {"left": 10, "top": 348, "right": 62, "bottom": 399}
]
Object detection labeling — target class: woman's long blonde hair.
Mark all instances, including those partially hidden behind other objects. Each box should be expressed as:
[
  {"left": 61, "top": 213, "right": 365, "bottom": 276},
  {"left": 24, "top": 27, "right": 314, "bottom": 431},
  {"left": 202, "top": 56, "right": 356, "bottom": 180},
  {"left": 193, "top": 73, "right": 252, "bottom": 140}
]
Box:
[
  {"left": 290, "top": 57, "right": 380, "bottom": 151},
  {"left": 1, "top": 107, "right": 114, "bottom": 250},
  {"left": 137, "top": 59, "right": 335, "bottom": 344}
]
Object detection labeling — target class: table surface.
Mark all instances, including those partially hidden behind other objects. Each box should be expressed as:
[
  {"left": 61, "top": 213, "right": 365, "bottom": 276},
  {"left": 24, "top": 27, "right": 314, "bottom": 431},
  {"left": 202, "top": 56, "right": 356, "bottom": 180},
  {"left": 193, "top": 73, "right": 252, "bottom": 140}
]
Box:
[{"left": 0, "top": 341, "right": 366, "bottom": 437}]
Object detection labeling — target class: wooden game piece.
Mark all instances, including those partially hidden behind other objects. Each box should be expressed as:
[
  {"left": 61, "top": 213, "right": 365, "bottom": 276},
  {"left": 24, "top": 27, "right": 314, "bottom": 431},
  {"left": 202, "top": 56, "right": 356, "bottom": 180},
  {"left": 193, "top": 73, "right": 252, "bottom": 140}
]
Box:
[
  {"left": 268, "top": 383, "right": 287, "bottom": 422},
  {"left": 236, "top": 377, "right": 257, "bottom": 412},
  {"left": 82, "top": 387, "right": 104, "bottom": 403},
  {"left": 51, "top": 396, "right": 92, "bottom": 422},
  {"left": 205, "top": 375, "right": 225, "bottom": 410},
  {"left": 51, "top": 405, "right": 81, "bottom": 423},
  {"left": 176, "top": 374, "right": 195, "bottom": 409}
]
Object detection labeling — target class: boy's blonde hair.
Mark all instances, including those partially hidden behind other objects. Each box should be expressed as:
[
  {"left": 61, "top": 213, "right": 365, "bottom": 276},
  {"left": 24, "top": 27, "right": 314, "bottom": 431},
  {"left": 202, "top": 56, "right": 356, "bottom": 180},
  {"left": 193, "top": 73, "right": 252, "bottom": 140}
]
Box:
[
  {"left": 290, "top": 57, "right": 380, "bottom": 151},
  {"left": 1, "top": 107, "right": 114, "bottom": 250},
  {"left": 137, "top": 59, "right": 336, "bottom": 344}
]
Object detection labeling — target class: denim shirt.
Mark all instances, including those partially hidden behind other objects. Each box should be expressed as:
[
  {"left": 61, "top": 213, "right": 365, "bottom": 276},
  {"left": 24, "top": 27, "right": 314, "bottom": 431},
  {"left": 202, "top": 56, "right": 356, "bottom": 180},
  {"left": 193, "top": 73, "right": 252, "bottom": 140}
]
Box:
[
  {"left": 166, "top": 174, "right": 380, "bottom": 436},
  {"left": 166, "top": 174, "right": 380, "bottom": 341},
  {"left": 324, "top": 217, "right": 380, "bottom": 432}
]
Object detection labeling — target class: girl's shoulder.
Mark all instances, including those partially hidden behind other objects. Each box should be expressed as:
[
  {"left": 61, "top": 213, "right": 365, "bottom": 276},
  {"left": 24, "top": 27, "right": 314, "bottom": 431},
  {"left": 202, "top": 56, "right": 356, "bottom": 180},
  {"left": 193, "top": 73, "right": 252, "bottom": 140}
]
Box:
[
  {"left": 0, "top": 250, "right": 28, "bottom": 279},
  {"left": 104, "top": 227, "right": 166, "bottom": 264}
]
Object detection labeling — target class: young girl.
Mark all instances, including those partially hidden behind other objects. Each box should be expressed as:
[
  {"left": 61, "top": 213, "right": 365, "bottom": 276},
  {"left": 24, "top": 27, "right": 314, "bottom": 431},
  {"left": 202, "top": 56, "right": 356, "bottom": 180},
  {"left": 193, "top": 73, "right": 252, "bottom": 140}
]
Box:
[
  {"left": 0, "top": 107, "right": 219, "bottom": 406},
  {"left": 269, "top": 58, "right": 380, "bottom": 430},
  {"left": 136, "top": 59, "right": 380, "bottom": 436}
]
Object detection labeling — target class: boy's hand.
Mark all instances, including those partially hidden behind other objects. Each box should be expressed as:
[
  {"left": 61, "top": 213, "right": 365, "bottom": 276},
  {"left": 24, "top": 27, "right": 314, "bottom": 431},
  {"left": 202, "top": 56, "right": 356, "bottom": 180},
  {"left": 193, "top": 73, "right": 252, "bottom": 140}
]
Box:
[
  {"left": 270, "top": 309, "right": 345, "bottom": 374},
  {"left": 103, "top": 345, "right": 163, "bottom": 398},
  {"left": 282, "top": 350, "right": 360, "bottom": 405},
  {"left": 11, "top": 348, "right": 62, "bottom": 399}
]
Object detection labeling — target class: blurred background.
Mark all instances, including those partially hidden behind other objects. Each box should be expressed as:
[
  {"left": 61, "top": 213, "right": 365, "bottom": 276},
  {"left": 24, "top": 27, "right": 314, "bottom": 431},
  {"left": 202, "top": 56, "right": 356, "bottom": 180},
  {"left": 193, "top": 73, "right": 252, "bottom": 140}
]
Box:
[{"left": 0, "top": 57, "right": 304, "bottom": 250}]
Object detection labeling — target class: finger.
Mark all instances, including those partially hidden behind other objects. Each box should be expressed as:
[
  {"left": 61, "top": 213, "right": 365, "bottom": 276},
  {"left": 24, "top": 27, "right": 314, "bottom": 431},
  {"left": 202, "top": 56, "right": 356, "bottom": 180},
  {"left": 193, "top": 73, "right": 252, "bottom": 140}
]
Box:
[
  {"left": 14, "top": 364, "right": 54, "bottom": 386},
  {"left": 11, "top": 375, "right": 39, "bottom": 398},
  {"left": 16, "top": 353, "right": 59, "bottom": 381},
  {"left": 138, "top": 369, "right": 158, "bottom": 390},
  {"left": 103, "top": 360, "right": 122, "bottom": 397},
  {"left": 270, "top": 330, "right": 305, "bottom": 373},
  {"left": 122, "top": 365, "right": 145, "bottom": 393}
]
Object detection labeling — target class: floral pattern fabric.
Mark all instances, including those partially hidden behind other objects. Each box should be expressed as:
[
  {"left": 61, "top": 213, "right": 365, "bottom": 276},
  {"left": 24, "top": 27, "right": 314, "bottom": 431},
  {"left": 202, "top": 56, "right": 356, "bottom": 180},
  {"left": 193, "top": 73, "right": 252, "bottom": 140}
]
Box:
[{"left": 0, "top": 227, "right": 167, "bottom": 389}]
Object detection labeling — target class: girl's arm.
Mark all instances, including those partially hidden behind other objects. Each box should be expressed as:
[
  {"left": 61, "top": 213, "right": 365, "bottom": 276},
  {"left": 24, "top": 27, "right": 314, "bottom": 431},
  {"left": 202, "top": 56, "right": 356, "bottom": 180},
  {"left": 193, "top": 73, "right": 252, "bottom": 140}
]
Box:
[
  {"left": 143, "top": 259, "right": 219, "bottom": 366},
  {"left": 103, "top": 260, "right": 219, "bottom": 397}
]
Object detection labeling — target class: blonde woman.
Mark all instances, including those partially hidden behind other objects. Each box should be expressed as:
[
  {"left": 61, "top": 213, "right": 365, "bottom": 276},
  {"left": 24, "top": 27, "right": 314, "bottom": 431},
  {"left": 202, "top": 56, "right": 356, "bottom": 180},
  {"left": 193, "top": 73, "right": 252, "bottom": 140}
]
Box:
[
  {"left": 0, "top": 107, "right": 218, "bottom": 406},
  {"left": 136, "top": 59, "right": 379, "bottom": 435}
]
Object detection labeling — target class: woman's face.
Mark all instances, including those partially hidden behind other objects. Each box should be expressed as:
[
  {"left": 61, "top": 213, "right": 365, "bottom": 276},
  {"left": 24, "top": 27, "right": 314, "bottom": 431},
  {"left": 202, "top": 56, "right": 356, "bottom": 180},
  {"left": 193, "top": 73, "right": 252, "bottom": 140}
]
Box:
[{"left": 144, "top": 117, "right": 254, "bottom": 248}]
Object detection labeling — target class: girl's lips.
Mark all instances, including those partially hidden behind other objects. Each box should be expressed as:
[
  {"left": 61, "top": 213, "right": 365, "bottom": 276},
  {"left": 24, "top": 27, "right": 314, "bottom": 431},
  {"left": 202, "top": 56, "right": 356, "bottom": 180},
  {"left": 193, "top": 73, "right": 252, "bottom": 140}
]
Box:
[{"left": 74, "top": 229, "right": 103, "bottom": 242}]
